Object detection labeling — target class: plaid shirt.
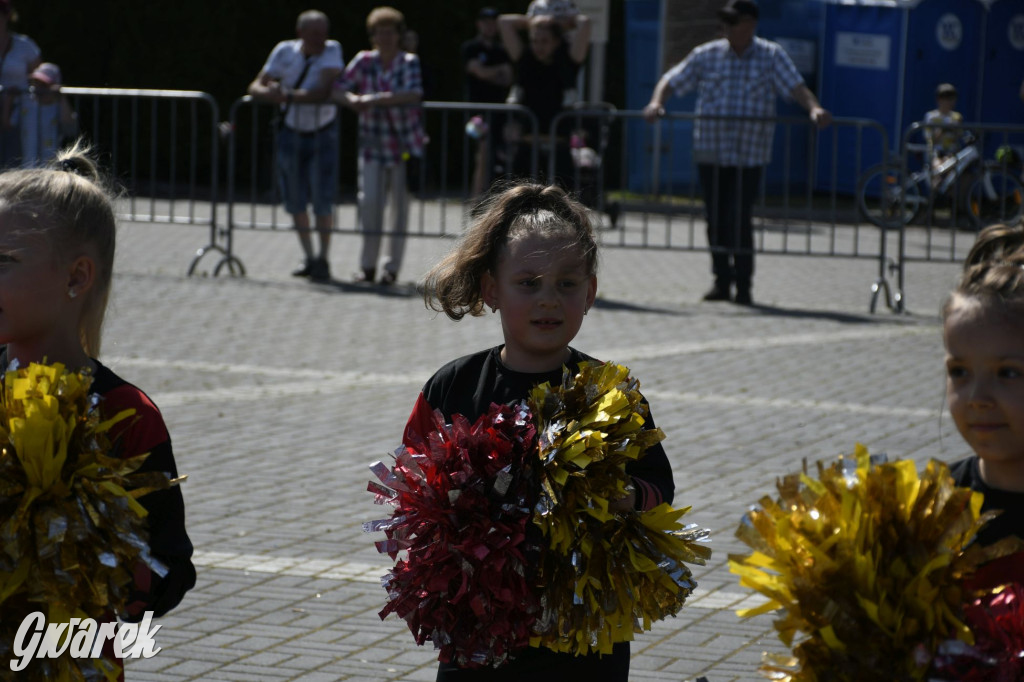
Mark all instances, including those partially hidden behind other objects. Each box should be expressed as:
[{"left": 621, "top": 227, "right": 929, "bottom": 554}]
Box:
[
  {"left": 336, "top": 50, "right": 426, "bottom": 165},
  {"left": 666, "top": 37, "right": 803, "bottom": 167}
]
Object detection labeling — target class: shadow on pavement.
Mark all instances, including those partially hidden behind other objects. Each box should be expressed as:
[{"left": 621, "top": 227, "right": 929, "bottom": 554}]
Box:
[
  {"left": 593, "top": 297, "right": 691, "bottom": 316},
  {"left": 313, "top": 279, "right": 421, "bottom": 298},
  {"left": 739, "top": 302, "right": 928, "bottom": 325}
]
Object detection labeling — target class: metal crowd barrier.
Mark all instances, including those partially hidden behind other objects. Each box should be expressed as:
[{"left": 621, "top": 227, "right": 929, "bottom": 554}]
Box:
[
  {"left": 0, "top": 87, "right": 222, "bottom": 274},
  {"left": 14, "top": 85, "right": 1001, "bottom": 314},
  {"left": 218, "top": 98, "right": 539, "bottom": 235},
  {"left": 883, "top": 120, "right": 1024, "bottom": 309},
  {"left": 605, "top": 110, "right": 898, "bottom": 311},
  {"left": 122, "top": 95, "right": 906, "bottom": 312},
  {"left": 54, "top": 88, "right": 223, "bottom": 274}
]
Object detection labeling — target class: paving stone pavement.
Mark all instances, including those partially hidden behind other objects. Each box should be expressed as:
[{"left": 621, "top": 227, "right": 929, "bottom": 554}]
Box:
[{"left": 100, "top": 207, "right": 970, "bottom": 681}]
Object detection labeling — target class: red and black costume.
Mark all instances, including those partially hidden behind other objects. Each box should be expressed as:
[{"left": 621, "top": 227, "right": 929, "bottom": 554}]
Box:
[
  {"left": 403, "top": 346, "right": 674, "bottom": 681},
  {"left": 89, "top": 359, "right": 196, "bottom": 618},
  {"left": 950, "top": 455, "right": 1024, "bottom": 590}
]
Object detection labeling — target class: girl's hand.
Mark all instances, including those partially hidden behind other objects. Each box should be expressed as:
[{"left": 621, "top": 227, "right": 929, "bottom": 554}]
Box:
[
  {"left": 122, "top": 561, "right": 153, "bottom": 619},
  {"left": 609, "top": 483, "right": 636, "bottom": 512}
]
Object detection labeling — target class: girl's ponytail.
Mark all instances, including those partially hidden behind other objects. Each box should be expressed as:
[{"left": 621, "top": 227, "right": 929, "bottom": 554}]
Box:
[
  {"left": 945, "top": 223, "right": 1024, "bottom": 317},
  {"left": 0, "top": 140, "right": 117, "bottom": 357}
]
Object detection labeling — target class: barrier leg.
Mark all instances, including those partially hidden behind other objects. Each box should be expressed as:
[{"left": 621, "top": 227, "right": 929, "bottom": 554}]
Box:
[
  {"left": 188, "top": 244, "right": 246, "bottom": 277},
  {"left": 868, "top": 257, "right": 904, "bottom": 314}
]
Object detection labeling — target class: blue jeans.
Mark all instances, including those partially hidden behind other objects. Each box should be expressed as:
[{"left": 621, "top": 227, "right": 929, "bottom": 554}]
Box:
[{"left": 276, "top": 123, "right": 339, "bottom": 216}]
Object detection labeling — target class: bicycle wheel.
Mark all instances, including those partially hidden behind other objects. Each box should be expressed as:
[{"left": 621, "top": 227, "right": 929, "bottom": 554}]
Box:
[
  {"left": 967, "top": 169, "right": 1024, "bottom": 230},
  {"left": 857, "top": 163, "right": 927, "bottom": 228}
]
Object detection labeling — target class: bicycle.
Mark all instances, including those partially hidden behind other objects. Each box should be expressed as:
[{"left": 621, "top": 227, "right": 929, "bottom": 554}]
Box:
[{"left": 857, "top": 133, "right": 1023, "bottom": 229}]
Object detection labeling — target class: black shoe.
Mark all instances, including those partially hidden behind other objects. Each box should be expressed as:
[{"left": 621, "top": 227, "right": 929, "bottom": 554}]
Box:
[
  {"left": 292, "top": 259, "right": 315, "bottom": 278},
  {"left": 606, "top": 201, "right": 621, "bottom": 229},
  {"left": 702, "top": 284, "right": 731, "bottom": 302},
  {"left": 354, "top": 268, "right": 376, "bottom": 284},
  {"left": 309, "top": 258, "right": 331, "bottom": 282},
  {"left": 734, "top": 288, "right": 753, "bottom": 305},
  {"left": 379, "top": 271, "right": 397, "bottom": 286}
]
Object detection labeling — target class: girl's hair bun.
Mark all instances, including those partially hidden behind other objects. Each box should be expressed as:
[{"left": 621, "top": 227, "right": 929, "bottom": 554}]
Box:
[{"left": 51, "top": 139, "right": 101, "bottom": 183}]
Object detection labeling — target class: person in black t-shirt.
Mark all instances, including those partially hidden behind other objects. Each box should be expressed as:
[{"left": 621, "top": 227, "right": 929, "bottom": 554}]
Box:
[
  {"left": 942, "top": 224, "right": 1024, "bottom": 586},
  {"left": 411, "top": 182, "right": 674, "bottom": 681},
  {"left": 462, "top": 7, "right": 513, "bottom": 196},
  {"left": 498, "top": 12, "right": 590, "bottom": 187},
  {"left": 462, "top": 8, "right": 512, "bottom": 106}
]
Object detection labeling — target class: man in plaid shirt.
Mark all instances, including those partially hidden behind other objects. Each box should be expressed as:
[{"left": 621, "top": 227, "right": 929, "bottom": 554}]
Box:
[{"left": 644, "top": 0, "right": 830, "bottom": 305}]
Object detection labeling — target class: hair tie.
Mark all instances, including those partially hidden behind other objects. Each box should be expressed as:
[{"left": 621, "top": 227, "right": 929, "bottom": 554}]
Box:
[
  {"left": 995, "top": 260, "right": 1024, "bottom": 271},
  {"left": 59, "top": 158, "right": 81, "bottom": 175}
]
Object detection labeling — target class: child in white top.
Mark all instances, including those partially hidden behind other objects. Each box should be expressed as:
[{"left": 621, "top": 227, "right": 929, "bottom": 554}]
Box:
[
  {"left": 20, "top": 62, "right": 76, "bottom": 167},
  {"left": 924, "top": 83, "right": 963, "bottom": 176}
]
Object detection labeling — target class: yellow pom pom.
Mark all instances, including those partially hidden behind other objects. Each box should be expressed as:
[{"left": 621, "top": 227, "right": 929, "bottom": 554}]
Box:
[
  {"left": 528, "top": 362, "right": 711, "bottom": 656},
  {"left": 730, "top": 445, "right": 995, "bottom": 681},
  {"left": 0, "top": 362, "right": 175, "bottom": 680}
]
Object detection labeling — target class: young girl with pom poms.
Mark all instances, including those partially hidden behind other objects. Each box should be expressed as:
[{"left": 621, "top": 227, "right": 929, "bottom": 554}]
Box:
[
  {"left": 726, "top": 224, "right": 1024, "bottom": 681},
  {"left": 927, "top": 223, "right": 1024, "bottom": 679},
  {"left": 0, "top": 141, "right": 195, "bottom": 678},
  {"left": 944, "top": 222, "right": 1024, "bottom": 568},
  {"left": 405, "top": 182, "right": 676, "bottom": 681}
]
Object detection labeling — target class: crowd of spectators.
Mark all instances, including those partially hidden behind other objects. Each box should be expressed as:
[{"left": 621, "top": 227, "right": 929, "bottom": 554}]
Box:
[{"left": 246, "top": 2, "right": 591, "bottom": 285}]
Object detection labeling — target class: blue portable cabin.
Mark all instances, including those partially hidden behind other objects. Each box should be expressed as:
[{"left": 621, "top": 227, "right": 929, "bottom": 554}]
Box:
[
  {"left": 978, "top": 0, "right": 1024, "bottom": 155},
  {"left": 757, "top": 0, "right": 828, "bottom": 194},
  {"left": 815, "top": 0, "right": 996, "bottom": 194},
  {"left": 624, "top": 0, "right": 696, "bottom": 195}
]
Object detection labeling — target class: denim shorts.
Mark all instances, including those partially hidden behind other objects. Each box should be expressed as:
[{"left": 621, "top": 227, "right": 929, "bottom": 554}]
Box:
[{"left": 276, "top": 123, "right": 339, "bottom": 216}]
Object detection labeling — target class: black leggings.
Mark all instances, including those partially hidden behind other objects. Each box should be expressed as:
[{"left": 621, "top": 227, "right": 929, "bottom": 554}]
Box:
[
  {"left": 698, "top": 163, "right": 762, "bottom": 288},
  {"left": 436, "top": 642, "right": 630, "bottom": 681}
]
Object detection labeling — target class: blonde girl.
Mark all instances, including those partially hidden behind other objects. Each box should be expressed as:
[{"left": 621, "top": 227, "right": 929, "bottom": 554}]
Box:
[{"left": 0, "top": 142, "right": 195, "bottom": 676}]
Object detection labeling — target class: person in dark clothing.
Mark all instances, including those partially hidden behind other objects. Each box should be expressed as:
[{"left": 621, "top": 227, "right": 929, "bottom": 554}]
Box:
[
  {"left": 413, "top": 182, "right": 675, "bottom": 680},
  {"left": 942, "top": 223, "right": 1024, "bottom": 588},
  {"left": 462, "top": 7, "right": 513, "bottom": 196},
  {"left": 497, "top": 12, "right": 590, "bottom": 187}
]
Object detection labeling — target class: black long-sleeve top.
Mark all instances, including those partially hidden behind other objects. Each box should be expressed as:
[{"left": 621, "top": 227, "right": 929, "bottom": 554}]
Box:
[
  {"left": 404, "top": 345, "right": 675, "bottom": 511},
  {"left": 0, "top": 348, "right": 196, "bottom": 620},
  {"left": 402, "top": 346, "right": 675, "bottom": 681}
]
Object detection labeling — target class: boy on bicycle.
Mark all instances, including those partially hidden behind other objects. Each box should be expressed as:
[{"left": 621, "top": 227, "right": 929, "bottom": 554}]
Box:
[{"left": 924, "top": 83, "right": 962, "bottom": 178}]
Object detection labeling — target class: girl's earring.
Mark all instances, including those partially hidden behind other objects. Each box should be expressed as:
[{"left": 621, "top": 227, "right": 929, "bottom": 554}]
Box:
[{"left": 68, "top": 289, "right": 78, "bottom": 299}]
